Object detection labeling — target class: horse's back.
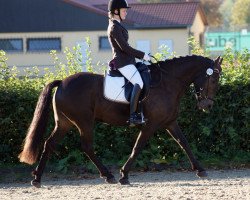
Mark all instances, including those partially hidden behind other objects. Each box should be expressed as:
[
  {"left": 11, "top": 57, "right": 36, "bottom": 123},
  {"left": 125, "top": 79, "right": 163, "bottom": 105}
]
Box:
[
  {"left": 58, "top": 72, "right": 102, "bottom": 94},
  {"left": 54, "top": 72, "right": 103, "bottom": 113},
  {"left": 62, "top": 72, "right": 102, "bottom": 89}
]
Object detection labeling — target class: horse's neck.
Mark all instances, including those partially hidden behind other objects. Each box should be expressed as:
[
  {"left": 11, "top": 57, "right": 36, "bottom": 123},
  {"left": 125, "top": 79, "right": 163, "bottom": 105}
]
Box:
[{"left": 162, "top": 61, "right": 201, "bottom": 86}]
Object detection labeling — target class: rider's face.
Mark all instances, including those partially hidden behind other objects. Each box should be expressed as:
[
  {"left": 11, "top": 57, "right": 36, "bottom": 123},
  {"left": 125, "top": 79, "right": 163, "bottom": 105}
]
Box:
[{"left": 119, "top": 8, "right": 128, "bottom": 20}]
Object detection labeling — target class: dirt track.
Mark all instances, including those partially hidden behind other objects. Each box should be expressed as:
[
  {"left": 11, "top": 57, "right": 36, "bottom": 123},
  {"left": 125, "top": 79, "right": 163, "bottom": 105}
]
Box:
[{"left": 0, "top": 169, "right": 249, "bottom": 200}]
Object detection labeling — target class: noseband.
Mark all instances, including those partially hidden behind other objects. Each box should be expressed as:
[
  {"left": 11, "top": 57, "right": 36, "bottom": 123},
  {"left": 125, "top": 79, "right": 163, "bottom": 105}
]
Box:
[{"left": 195, "top": 68, "right": 221, "bottom": 102}]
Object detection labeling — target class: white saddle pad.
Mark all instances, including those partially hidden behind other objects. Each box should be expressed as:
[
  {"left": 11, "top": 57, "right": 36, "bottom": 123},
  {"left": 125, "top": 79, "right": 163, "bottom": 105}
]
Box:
[{"left": 104, "top": 75, "right": 129, "bottom": 104}]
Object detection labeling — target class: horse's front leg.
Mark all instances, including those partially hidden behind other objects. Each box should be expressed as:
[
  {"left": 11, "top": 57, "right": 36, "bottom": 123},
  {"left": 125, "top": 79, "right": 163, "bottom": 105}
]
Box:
[
  {"left": 119, "top": 127, "right": 155, "bottom": 185},
  {"left": 166, "top": 121, "right": 207, "bottom": 177}
]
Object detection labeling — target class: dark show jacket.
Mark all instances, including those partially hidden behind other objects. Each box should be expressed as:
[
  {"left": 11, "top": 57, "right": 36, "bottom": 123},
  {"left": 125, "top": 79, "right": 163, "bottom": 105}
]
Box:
[{"left": 107, "top": 19, "right": 145, "bottom": 69}]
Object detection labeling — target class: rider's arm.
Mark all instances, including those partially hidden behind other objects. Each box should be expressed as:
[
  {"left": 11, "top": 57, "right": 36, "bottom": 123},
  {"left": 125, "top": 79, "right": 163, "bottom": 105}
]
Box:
[{"left": 111, "top": 25, "right": 145, "bottom": 59}]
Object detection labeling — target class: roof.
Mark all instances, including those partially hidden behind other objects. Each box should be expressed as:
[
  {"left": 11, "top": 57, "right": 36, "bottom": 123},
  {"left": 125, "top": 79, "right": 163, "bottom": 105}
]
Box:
[
  {"left": 0, "top": 0, "right": 109, "bottom": 33},
  {"left": 68, "top": 0, "right": 139, "bottom": 6},
  {"left": 63, "top": 0, "right": 139, "bottom": 19},
  {"left": 67, "top": 1, "right": 208, "bottom": 28},
  {"left": 0, "top": 0, "right": 207, "bottom": 33}
]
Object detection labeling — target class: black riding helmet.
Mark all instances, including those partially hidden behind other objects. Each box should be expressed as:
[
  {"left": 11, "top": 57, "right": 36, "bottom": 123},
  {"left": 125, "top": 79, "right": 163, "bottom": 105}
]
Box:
[{"left": 108, "top": 0, "right": 131, "bottom": 21}]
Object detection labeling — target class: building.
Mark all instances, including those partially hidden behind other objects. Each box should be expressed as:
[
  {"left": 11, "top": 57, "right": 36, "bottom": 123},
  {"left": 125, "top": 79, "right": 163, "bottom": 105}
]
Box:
[
  {"left": 205, "top": 30, "right": 250, "bottom": 54},
  {"left": 0, "top": 0, "right": 207, "bottom": 73}
]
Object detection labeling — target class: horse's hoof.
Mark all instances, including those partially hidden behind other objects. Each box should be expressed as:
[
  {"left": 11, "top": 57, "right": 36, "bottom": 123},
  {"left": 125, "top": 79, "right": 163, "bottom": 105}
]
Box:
[
  {"left": 105, "top": 177, "right": 117, "bottom": 184},
  {"left": 119, "top": 178, "right": 130, "bottom": 185},
  {"left": 196, "top": 170, "right": 208, "bottom": 178},
  {"left": 31, "top": 180, "right": 41, "bottom": 188}
]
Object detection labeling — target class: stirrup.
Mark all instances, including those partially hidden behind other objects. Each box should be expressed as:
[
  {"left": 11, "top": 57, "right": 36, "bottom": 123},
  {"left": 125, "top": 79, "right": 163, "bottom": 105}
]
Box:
[{"left": 128, "top": 113, "right": 146, "bottom": 127}]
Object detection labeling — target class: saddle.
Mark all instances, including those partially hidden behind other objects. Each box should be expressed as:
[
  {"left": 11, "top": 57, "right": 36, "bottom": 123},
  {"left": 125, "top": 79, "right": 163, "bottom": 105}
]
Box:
[{"left": 104, "top": 62, "right": 151, "bottom": 103}]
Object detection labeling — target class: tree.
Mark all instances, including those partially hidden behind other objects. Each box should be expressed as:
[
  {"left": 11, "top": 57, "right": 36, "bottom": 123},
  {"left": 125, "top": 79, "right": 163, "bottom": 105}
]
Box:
[
  {"left": 200, "top": 0, "right": 223, "bottom": 27},
  {"left": 231, "top": 0, "right": 250, "bottom": 28},
  {"left": 219, "top": 0, "right": 235, "bottom": 28}
]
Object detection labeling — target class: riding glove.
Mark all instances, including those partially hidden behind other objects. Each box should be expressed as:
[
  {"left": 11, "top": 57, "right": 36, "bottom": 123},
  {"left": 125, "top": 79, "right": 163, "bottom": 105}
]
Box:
[{"left": 143, "top": 53, "right": 151, "bottom": 61}]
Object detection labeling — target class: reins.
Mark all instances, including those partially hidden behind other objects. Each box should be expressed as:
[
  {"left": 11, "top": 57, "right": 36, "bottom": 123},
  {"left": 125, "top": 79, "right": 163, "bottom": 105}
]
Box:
[
  {"left": 149, "top": 54, "right": 162, "bottom": 71},
  {"left": 148, "top": 54, "right": 163, "bottom": 88}
]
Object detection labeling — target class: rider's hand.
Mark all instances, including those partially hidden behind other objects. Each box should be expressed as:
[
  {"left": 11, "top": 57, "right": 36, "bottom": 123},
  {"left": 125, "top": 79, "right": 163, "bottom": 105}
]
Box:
[{"left": 143, "top": 53, "right": 151, "bottom": 62}]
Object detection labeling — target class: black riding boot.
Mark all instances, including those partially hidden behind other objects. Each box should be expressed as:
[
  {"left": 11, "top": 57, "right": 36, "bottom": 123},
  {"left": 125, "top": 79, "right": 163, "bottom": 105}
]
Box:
[{"left": 129, "top": 84, "right": 145, "bottom": 127}]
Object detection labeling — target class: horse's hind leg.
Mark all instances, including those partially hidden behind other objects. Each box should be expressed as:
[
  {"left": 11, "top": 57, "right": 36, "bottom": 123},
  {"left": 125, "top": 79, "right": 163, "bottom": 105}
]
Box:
[
  {"left": 31, "top": 116, "right": 71, "bottom": 188},
  {"left": 166, "top": 121, "right": 207, "bottom": 177},
  {"left": 78, "top": 122, "right": 117, "bottom": 184}
]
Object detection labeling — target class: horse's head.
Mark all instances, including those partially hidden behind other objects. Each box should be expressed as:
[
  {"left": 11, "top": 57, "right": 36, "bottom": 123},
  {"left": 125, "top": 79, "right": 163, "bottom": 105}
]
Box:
[{"left": 194, "top": 56, "right": 223, "bottom": 111}]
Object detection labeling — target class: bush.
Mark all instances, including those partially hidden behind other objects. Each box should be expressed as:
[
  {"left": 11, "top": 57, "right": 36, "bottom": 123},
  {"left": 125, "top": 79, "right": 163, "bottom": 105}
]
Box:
[{"left": 0, "top": 38, "right": 249, "bottom": 171}]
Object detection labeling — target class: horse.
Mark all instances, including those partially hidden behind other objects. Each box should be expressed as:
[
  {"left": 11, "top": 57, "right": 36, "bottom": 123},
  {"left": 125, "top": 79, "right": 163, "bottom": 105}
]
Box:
[{"left": 19, "top": 55, "right": 223, "bottom": 187}]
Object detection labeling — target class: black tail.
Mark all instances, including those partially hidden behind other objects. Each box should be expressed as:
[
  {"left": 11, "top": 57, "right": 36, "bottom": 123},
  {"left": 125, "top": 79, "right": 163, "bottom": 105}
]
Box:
[{"left": 18, "top": 80, "right": 61, "bottom": 164}]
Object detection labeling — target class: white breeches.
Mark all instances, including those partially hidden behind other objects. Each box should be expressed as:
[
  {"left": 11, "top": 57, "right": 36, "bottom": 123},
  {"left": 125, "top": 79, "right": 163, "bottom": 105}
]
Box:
[{"left": 118, "top": 64, "right": 143, "bottom": 89}]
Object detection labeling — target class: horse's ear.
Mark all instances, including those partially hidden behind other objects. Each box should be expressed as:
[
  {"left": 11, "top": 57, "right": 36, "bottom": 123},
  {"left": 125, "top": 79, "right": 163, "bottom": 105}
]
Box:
[
  {"left": 215, "top": 56, "right": 220, "bottom": 64},
  {"left": 218, "top": 57, "right": 223, "bottom": 71},
  {"left": 215, "top": 56, "right": 223, "bottom": 72},
  {"left": 219, "top": 57, "right": 223, "bottom": 66}
]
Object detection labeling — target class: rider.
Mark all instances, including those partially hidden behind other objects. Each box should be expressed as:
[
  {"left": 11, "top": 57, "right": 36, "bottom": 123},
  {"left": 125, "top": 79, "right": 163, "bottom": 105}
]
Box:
[{"left": 107, "top": 0, "right": 151, "bottom": 126}]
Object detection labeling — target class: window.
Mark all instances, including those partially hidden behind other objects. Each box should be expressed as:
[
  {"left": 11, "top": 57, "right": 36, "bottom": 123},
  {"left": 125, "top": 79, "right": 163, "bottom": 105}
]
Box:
[
  {"left": 0, "top": 39, "right": 23, "bottom": 52},
  {"left": 99, "top": 36, "right": 111, "bottom": 50},
  {"left": 27, "top": 38, "right": 61, "bottom": 52},
  {"left": 158, "top": 40, "right": 173, "bottom": 53},
  {"left": 76, "top": 40, "right": 88, "bottom": 72}
]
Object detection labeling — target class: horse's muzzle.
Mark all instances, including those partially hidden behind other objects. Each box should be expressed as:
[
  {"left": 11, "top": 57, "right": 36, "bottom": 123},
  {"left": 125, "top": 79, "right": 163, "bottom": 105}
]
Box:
[{"left": 197, "top": 99, "right": 214, "bottom": 111}]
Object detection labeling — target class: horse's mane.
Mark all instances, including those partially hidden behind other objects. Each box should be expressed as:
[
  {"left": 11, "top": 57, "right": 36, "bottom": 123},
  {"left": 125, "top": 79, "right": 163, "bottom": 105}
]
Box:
[
  {"left": 148, "top": 55, "right": 214, "bottom": 84},
  {"left": 158, "top": 55, "right": 213, "bottom": 67}
]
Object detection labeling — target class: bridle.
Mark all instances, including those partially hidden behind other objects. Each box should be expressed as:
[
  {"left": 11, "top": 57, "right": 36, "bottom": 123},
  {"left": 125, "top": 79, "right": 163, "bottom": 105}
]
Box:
[
  {"left": 195, "top": 66, "right": 221, "bottom": 102},
  {"left": 148, "top": 55, "right": 221, "bottom": 101}
]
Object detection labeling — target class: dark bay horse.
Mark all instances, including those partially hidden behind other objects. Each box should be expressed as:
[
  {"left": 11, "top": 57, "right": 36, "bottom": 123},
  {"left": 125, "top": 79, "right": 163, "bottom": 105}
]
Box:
[{"left": 19, "top": 55, "right": 223, "bottom": 187}]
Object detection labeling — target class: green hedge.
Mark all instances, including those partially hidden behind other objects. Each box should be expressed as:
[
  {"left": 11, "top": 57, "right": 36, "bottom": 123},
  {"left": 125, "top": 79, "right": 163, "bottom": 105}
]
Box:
[{"left": 0, "top": 43, "right": 249, "bottom": 170}]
